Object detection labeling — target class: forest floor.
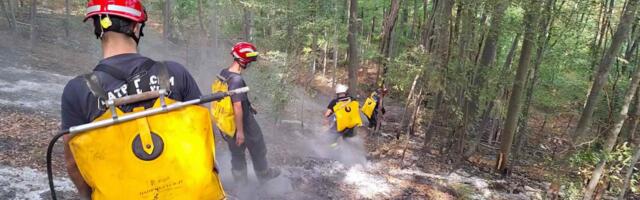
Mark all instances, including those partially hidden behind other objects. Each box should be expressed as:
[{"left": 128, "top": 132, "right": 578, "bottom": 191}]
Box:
[{"left": 0, "top": 12, "right": 586, "bottom": 200}]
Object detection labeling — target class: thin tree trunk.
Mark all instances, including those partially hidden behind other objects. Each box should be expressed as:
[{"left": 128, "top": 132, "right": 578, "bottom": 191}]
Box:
[
  {"left": 347, "top": 0, "right": 359, "bottom": 95},
  {"left": 401, "top": 74, "right": 421, "bottom": 130},
  {"left": 209, "top": 2, "right": 219, "bottom": 48},
  {"left": 0, "top": 1, "right": 11, "bottom": 29},
  {"left": 630, "top": 88, "right": 640, "bottom": 143},
  {"left": 333, "top": 1, "right": 339, "bottom": 89},
  {"left": 323, "top": 32, "right": 328, "bottom": 77},
  {"left": 379, "top": 0, "right": 403, "bottom": 71},
  {"left": 514, "top": 0, "right": 555, "bottom": 163},
  {"left": 468, "top": 0, "right": 508, "bottom": 125},
  {"left": 496, "top": 0, "right": 540, "bottom": 174},
  {"left": 583, "top": 25, "right": 640, "bottom": 199},
  {"left": 574, "top": 0, "right": 639, "bottom": 143},
  {"left": 64, "top": 0, "right": 70, "bottom": 38},
  {"left": 243, "top": 7, "right": 253, "bottom": 41},
  {"left": 29, "top": 0, "right": 36, "bottom": 46},
  {"left": 618, "top": 144, "right": 640, "bottom": 200},
  {"left": 163, "top": 0, "right": 173, "bottom": 41},
  {"left": 466, "top": 32, "right": 520, "bottom": 157},
  {"left": 197, "top": 0, "right": 207, "bottom": 34}
]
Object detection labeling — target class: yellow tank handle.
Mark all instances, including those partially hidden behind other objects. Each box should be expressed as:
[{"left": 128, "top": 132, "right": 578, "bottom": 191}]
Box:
[{"left": 133, "top": 107, "right": 154, "bottom": 155}]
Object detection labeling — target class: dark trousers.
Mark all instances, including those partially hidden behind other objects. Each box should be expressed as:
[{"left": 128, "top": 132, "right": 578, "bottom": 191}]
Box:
[{"left": 225, "top": 118, "right": 268, "bottom": 173}]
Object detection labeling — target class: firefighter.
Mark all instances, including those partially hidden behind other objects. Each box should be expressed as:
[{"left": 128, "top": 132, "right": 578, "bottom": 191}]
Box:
[
  {"left": 216, "top": 42, "right": 281, "bottom": 185},
  {"left": 323, "top": 84, "right": 363, "bottom": 147},
  {"left": 60, "top": 0, "right": 210, "bottom": 198}
]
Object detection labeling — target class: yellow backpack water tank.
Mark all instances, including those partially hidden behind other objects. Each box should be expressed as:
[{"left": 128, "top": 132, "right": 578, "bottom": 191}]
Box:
[
  {"left": 68, "top": 98, "right": 225, "bottom": 200},
  {"left": 333, "top": 100, "right": 363, "bottom": 132},
  {"left": 210, "top": 77, "right": 236, "bottom": 137},
  {"left": 361, "top": 93, "right": 377, "bottom": 119}
]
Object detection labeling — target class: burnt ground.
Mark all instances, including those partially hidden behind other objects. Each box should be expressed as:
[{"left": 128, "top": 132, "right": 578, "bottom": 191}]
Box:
[{"left": 0, "top": 12, "right": 551, "bottom": 200}]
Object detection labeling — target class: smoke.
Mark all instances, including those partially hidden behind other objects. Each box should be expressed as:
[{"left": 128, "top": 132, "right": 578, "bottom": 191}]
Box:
[{"left": 133, "top": 21, "right": 372, "bottom": 199}]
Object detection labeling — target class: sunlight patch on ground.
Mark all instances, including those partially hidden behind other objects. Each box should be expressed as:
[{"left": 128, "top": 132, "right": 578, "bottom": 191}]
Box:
[
  {"left": 343, "top": 164, "right": 391, "bottom": 199},
  {"left": 0, "top": 166, "right": 75, "bottom": 200}
]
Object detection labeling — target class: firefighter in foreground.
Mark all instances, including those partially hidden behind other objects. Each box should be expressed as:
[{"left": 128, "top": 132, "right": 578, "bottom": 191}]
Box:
[
  {"left": 323, "top": 84, "right": 364, "bottom": 147},
  {"left": 60, "top": 0, "right": 224, "bottom": 199},
  {"left": 211, "top": 42, "right": 281, "bottom": 185}
]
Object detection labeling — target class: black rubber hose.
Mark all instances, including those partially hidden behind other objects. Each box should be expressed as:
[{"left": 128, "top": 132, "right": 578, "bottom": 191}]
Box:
[{"left": 47, "top": 129, "right": 69, "bottom": 200}]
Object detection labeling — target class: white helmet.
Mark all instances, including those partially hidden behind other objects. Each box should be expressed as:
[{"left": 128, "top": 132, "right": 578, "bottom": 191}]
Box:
[{"left": 336, "top": 84, "right": 349, "bottom": 94}]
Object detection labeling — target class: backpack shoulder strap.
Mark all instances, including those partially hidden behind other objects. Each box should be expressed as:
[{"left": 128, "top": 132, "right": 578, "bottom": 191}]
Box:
[
  {"left": 156, "top": 61, "right": 171, "bottom": 91},
  {"left": 82, "top": 73, "right": 108, "bottom": 110}
]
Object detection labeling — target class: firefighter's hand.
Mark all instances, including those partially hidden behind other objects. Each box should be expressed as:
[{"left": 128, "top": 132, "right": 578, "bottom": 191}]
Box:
[
  {"left": 235, "top": 131, "right": 245, "bottom": 146},
  {"left": 250, "top": 106, "right": 258, "bottom": 115}
]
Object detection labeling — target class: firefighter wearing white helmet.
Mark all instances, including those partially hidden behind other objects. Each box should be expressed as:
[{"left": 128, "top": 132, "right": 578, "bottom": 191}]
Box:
[{"left": 323, "top": 84, "right": 363, "bottom": 147}]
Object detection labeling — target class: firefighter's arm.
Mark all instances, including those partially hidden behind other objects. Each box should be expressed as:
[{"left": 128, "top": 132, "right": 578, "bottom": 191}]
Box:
[
  {"left": 233, "top": 101, "right": 245, "bottom": 145},
  {"left": 63, "top": 135, "right": 92, "bottom": 200},
  {"left": 323, "top": 109, "right": 333, "bottom": 126}
]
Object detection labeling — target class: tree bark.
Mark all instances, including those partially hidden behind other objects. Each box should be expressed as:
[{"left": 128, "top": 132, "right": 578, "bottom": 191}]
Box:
[
  {"left": 243, "top": 7, "right": 253, "bottom": 41},
  {"left": 64, "top": 0, "right": 70, "bottom": 38},
  {"left": 468, "top": 0, "right": 509, "bottom": 130},
  {"left": 514, "top": 0, "right": 555, "bottom": 163},
  {"left": 29, "top": 0, "right": 36, "bottom": 45},
  {"left": 629, "top": 88, "right": 640, "bottom": 143},
  {"left": 618, "top": 144, "right": 640, "bottom": 200},
  {"left": 0, "top": 1, "right": 15, "bottom": 29},
  {"left": 573, "top": 0, "right": 639, "bottom": 144},
  {"left": 496, "top": 0, "right": 540, "bottom": 173},
  {"left": 380, "top": 0, "right": 403, "bottom": 62},
  {"left": 347, "top": 0, "right": 359, "bottom": 95},
  {"left": 163, "top": 0, "right": 173, "bottom": 41},
  {"left": 197, "top": 0, "right": 207, "bottom": 34},
  {"left": 583, "top": 16, "right": 640, "bottom": 198}
]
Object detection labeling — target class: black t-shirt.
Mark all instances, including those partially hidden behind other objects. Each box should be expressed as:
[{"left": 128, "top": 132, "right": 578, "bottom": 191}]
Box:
[
  {"left": 326, "top": 95, "right": 353, "bottom": 115},
  {"left": 60, "top": 53, "right": 201, "bottom": 130}
]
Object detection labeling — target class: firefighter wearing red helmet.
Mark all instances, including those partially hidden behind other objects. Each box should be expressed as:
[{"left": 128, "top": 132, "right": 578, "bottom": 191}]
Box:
[
  {"left": 61, "top": 0, "right": 205, "bottom": 198},
  {"left": 218, "top": 42, "right": 281, "bottom": 185}
]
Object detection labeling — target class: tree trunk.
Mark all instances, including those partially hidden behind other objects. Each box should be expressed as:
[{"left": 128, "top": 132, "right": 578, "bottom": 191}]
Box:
[
  {"left": 197, "top": 0, "right": 207, "bottom": 34},
  {"left": 629, "top": 88, "right": 640, "bottom": 143},
  {"left": 347, "top": 0, "right": 359, "bottom": 95},
  {"left": 209, "top": 1, "right": 219, "bottom": 48},
  {"left": 0, "top": 1, "right": 11, "bottom": 29},
  {"left": 468, "top": 0, "right": 508, "bottom": 129},
  {"left": 243, "top": 7, "right": 253, "bottom": 41},
  {"left": 64, "top": 0, "right": 70, "bottom": 38},
  {"left": 514, "top": 0, "right": 555, "bottom": 163},
  {"left": 380, "top": 0, "right": 403, "bottom": 62},
  {"left": 618, "top": 144, "right": 640, "bottom": 200},
  {"left": 422, "top": 0, "right": 437, "bottom": 51},
  {"left": 323, "top": 32, "right": 328, "bottom": 77},
  {"left": 496, "top": 0, "right": 540, "bottom": 174},
  {"left": 583, "top": 18, "right": 640, "bottom": 198},
  {"left": 163, "top": 0, "right": 173, "bottom": 41},
  {"left": 333, "top": 1, "right": 339, "bottom": 89},
  {"left": 573, "top": 0, "right": 639, "bottom": 143},
  {"left": 29, "top": 0, "right": 36, "bottom": 46}
]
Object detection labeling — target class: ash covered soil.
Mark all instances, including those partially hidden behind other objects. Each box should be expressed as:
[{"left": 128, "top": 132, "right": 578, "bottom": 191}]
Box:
[{"left": 0, "top": 14, "right": 546, "bottom": 200}]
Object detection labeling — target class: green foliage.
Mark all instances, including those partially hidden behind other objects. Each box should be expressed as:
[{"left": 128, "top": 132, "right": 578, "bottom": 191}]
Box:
[
  {"left": 570, "top": 142, "right": 640, "bottom": 195},
  {"left": 245, "top": 50, "right": 292, "bottom": 120}
]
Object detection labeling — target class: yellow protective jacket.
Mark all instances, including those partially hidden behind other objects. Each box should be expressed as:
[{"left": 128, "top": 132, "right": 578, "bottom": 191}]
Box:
[{"left": 68, "top": 98, "right": 225, "bottom": 200}]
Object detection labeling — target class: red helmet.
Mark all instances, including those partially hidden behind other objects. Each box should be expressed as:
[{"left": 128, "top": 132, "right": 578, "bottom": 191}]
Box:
[
  {"left": 84, "top": 0, "right": 147, "bottom": 23},
  {"left": 231, "top": 42, "right": 259, "bottom": 66}
]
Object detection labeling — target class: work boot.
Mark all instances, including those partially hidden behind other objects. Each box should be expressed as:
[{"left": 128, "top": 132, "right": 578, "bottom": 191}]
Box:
[
  {"left": 232, "top": 169, "right": 248, "bottom": 185},
  {"left": 256, "top": 167, "right": 281, "bottom": 183}
]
